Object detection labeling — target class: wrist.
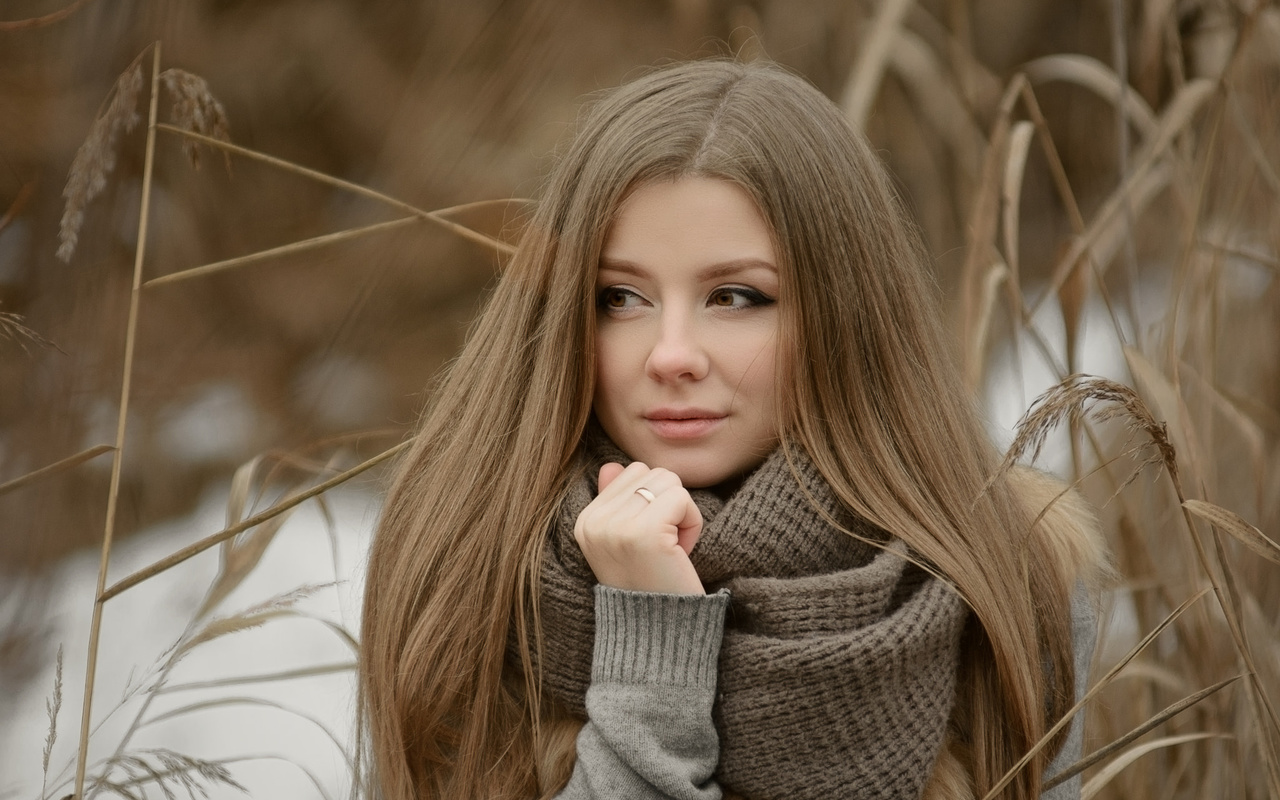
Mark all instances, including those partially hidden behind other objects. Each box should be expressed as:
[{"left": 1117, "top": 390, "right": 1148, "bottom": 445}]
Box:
[{"left": 595, "top": 565, "right": 705, "bottom": 596}]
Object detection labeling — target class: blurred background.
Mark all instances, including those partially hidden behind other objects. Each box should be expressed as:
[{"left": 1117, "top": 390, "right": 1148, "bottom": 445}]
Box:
[{"left": 1, "top": 0, "right": 1278, "bottom": 798}]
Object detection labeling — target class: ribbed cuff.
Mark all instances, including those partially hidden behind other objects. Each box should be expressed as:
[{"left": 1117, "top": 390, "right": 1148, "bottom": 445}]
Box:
[{"left": 591, "top": 586, "right": 730, "bottom": 689}]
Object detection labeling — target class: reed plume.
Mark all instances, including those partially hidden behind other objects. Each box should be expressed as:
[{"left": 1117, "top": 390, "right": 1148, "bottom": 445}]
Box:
[{"left": 56, "top": 58, "right": 144, "bottom": 263}]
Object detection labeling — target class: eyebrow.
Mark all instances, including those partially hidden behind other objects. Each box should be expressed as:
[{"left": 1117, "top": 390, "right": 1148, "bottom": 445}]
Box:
[{"left": 597, "top": 257, "right": 778, "bottom": 281}]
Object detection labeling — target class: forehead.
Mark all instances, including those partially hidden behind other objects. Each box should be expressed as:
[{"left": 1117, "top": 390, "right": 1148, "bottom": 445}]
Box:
[{"left": 601, "top": 177, "right": 777, "bottom": 274}]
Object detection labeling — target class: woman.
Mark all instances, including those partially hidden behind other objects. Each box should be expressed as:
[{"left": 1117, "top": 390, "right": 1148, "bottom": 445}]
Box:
[{"left": 359, "top": 59, "right": 1106, "bottom": 800}]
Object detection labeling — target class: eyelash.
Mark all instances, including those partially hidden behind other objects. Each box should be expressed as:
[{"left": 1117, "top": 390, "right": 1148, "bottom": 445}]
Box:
[
  {"left": 596, "top": 286, "right": 775, "bottom": 312},
  {"left": 709, "top": 286, "right": 774, "bottom": 308}
]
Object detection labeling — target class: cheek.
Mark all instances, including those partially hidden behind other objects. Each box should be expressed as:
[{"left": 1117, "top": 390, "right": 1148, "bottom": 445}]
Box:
[
  {"left": 592, "top": 330, "right": 630, "bottom": 412},
  {"left": 729, "top": 336, "right": 780, "bottom": 432},
  {"left": 722, "top": 332, "right": 777, "bottom": 386}
]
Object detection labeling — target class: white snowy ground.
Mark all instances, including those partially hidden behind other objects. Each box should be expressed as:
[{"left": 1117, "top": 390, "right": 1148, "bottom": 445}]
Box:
[
  {"left": 1, "top": 482, "right": 378, "bottom": 800},
  {"left": 1, "top": 291, "right": 1135, "bottom": 800}
]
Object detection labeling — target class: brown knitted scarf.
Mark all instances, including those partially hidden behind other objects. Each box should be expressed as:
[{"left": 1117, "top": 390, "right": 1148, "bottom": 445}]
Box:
[{"left": 530, "top": 435, "right": 969, "bottom": 800}]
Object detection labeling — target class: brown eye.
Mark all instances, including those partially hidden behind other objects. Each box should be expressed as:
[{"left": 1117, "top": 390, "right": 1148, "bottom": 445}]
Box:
[
  {"left": 706, "top": 287, "right": 775, "bottom": 310},
  {"left": 597, "top": 287, "right": 640, "bottom": 311}
]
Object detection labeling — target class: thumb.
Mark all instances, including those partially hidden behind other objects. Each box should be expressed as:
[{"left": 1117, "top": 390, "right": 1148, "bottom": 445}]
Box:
[{"left": 597, "top": 462, "right": 626, "bottom": 493}]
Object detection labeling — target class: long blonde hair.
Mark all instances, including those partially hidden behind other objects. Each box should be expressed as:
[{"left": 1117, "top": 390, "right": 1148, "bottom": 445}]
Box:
[{"left": 360, "top": 59, "right": 1078, "bottom": 800}]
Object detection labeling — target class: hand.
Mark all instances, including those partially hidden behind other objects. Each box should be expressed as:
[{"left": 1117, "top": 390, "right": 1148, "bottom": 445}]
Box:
[{"left": 573, "top": 461, "right": 705, "bottom": 595}]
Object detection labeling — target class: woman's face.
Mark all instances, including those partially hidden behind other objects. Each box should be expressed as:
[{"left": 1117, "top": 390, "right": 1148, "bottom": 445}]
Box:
[{"left": 593, "top": 177, "right": 780, "bottom": 489}]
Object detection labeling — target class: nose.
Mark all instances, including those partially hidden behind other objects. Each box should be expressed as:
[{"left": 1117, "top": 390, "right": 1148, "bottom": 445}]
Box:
[{"left": 645, "top": 309, "right": 710, "bottom": 383}]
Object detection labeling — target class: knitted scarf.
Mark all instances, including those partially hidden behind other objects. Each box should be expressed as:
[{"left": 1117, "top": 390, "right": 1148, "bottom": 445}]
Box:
[{"left": 530, "top": 435, "right": 970, "bottom": 800}]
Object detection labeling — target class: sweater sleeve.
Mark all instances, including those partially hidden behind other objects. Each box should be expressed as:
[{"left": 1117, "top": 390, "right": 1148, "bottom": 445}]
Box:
[
  {"left": 555, "top": 586, "right": 731, "bottom": 800},
  {"left": 1041, "top": 581, "right": 1100, "bottom": 800}
]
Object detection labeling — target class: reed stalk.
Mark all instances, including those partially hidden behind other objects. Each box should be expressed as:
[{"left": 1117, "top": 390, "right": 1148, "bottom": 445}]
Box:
[{"left": 72, "top": 40, "right": 161, "bottom": 800}]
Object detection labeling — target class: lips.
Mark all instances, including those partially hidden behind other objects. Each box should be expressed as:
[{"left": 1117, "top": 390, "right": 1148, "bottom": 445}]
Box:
[{"left": 644, "top": 409, "right": 725, "bottom": 440}]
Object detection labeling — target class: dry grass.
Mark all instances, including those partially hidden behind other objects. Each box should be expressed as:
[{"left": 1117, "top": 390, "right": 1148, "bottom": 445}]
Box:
[
  {"left": 157, "top": 69, "right": 230, "bottom": 171},
  {"left": 950, "top": 2, "right": 1280, "bottom": 795},
  {"left": 2, "top": 1, "right": 1277, "bottom": 798},
  {"left": 0, "top": 309, "right": 57, "bottom": 355},
  {"left": 55, "top": 55, "right": 144, "bottom": 263}
]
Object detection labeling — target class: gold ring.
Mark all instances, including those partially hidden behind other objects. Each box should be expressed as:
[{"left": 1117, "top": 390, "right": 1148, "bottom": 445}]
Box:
[{"left": 634, "top": 487, "right": 656, "bottom": 503}]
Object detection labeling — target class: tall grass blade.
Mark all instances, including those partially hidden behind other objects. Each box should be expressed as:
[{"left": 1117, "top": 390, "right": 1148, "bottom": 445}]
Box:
[
  {"left": 840, "top": 0, "right": 916, "bottom": 128},
  {"left": 1042, "top": 673, "right": 1242, "bottom": 790},
  {"left": 202, "top": 754, "right": 342, "bottom": 800},
  {"left": 140, "top": 697, "right": 354, "bottom": 771},
  {"left": 959, "top": 78, "right": 1018, "bottom": 388},
  {"left": 965, "top": 260, "right": 1009, "bottom": 390},
  {"left": 195, "top": 442, "right": 347, "bottom": 619},
  {"left": 978, "top": 588, "right": 1211, "bottom": 799},
  {"left": 1208, "top": 530, "right": 1280, "bottom": 778},
  {"left": 0, "top": 179, "right": 35, "bottom": 235},
  {"left": 1226, "top": 93, "right": 1280, "bottom": 196},
  {"left": 196, "top": 501, "right": 300, "bottom": 621},
  {"left": 1033, "top": 79, "right": 1217, "bottom": 313},
  {"left": 144, "top": 196, "right": 524, "bottom": 288},
  {"left": 1184, "top": 500, "right": 1280, "bottom": 565},
  {"left": 154, "top": 124, "right": 515, "bottom": 256},
  {"left": 1080, "top": 733, "right": 1227, "bottom": 799},
  {"left": 99, "top": 439, "right": 408, "bottom": 603},
  {"left": 145, "top": 217, "right": 418, "bottom": 287},
  {"left": 311, "top": 616, "right": 359, "bottom": 654},
  {"left": 1001, "top": 120, "right": 1035, "bottom": 285},
  {"left": 156, "top": 662, "right": 356, "bottom": 694},
  {"left": 886, "top": 28, "right": 985, "bottom": 178},
  {"left": 1058, "top": 247, "right": 1090, "bottom": 376},
  {"left": 1180, "top": 361, "right": 1268, "bottom": 507},
  {"left": 74, "top": 41, "right": 162, "bottom": 800},
  {"left": 0, "top": 445, "right": 113, "bottom": 497},
  {"left": 0, "top": 0, "right": 97, "bottom": 32},
  {"left": 1197, "top": 240, "right": 1280, "bottom": 275},
  {"left": 1022, "top": 54, "right": 1158, "bottom": 136}
]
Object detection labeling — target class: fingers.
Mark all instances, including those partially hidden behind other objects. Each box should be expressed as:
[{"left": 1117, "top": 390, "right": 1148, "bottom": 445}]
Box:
[
  {"left": 597, "top": 461, "right": 680, "bottom": 502},
  {"left": 627, "top": 467, "right": 683, "bottom": 504},
  {"left": 597, "top": 461, "right": 626, "bottom": 492},
  {"left": 576, "top": 461, "right": 705, "bottom": 595}
]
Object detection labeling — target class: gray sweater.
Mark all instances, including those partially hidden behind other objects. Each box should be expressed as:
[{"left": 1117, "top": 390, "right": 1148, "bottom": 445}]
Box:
[{"left": 556, "top": 584, "right": 1095, "bottom": 800}]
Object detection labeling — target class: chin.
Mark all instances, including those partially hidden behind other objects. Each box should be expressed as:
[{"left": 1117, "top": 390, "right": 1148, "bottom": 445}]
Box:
[
  {"left": 647, "top": 449, "right": 770, "bottom": 490},
  {"left": 669, "top": 466, "right": 728, "bottom": 490}
]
